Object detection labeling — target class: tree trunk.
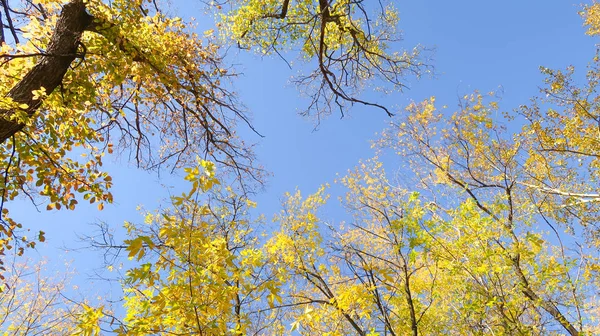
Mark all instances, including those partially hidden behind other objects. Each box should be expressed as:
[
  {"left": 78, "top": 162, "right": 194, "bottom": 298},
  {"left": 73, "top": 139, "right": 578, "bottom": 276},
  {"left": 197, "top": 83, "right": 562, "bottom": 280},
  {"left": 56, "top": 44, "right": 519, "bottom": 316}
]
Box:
[{"left": 0, "top": 0, "right": 92, "bottom": 143}]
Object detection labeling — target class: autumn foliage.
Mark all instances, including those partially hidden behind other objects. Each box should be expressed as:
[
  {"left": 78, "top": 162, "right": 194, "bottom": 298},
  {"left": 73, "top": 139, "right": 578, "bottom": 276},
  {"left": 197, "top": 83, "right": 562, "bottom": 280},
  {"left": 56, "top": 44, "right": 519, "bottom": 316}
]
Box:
[{"left": 1, "top": 0, "right": 600, "bottom": 335}]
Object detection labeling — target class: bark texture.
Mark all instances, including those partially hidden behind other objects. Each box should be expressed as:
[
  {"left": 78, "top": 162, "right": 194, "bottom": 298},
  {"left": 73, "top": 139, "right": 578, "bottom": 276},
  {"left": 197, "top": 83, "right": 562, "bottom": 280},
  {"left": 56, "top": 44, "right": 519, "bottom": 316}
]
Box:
[{"left": 0, "top": 0, "right": 92, "bottom": 143}]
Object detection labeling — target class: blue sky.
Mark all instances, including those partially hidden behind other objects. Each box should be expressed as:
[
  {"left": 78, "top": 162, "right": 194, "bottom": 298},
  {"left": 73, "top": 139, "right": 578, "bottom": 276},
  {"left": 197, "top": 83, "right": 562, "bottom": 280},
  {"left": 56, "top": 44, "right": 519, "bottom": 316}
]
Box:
[
  {"left": 9, "top": 0, "right": 597, "bottom": 312},
  {"left": 240, "top": 0, "right": 594, "bottom": 216}
]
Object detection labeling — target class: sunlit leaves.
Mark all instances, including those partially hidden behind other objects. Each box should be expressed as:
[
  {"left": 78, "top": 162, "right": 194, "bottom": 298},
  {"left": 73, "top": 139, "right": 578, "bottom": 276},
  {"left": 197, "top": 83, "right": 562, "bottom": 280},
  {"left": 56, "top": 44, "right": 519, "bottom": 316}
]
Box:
[
  {"left": 76, "top": 305, "right": 104, "bottom": 336},
  {"left": 583, "top": 2, "right": 600, "bottom": 36},
  {"left": 0, "top": 0, "right": 259, "bottom": 259},
  {"left": 0, "top": 258, "right": 89, "bottom": 334},
  {"left": 219, "top": 0, "right": 427, "bottom": 118},
  {"left": 377, "top": 86, "right": 595, "bottom": 333},
  {"left": 3, "top": 1, "right": 600, "bottom": 335},
  {"left": 110, "top": 162, "right": 275, "bottom": 335}
]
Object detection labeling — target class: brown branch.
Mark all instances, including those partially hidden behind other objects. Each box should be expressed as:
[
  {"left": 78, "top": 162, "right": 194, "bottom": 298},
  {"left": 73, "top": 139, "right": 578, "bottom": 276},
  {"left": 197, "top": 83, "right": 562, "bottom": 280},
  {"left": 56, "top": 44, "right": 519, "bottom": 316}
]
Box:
[
  {"left": 0, "top": 3, "right": 4, "bottom": 45},
  {"left": 437, "top": 149, "right": 580, "bottom": 335},
  {"left": 315, "top": 0, "right": 394, "bottom": 117},
  {"left": 510, "top": 255, "right": 580, "bottom": 336},
  {"left": 240, "top": 0, "right": 290, "bottom": 38},
  {"left": 1, "top": 0, "right": 18, "bottom": 44},
  {"left": 263, "top": 0, "right": 290, "bottom": 19},
  {"left": 402, "top": 263, "right": 418, "bottom": 336},
  {"left": 0, "top": 0, "right": 93, "bottom": 144}
]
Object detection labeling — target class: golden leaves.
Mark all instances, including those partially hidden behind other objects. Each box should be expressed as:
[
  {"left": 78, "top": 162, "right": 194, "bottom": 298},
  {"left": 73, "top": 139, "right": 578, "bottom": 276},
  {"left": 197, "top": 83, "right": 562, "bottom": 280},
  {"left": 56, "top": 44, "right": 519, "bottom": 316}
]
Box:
[
  {"left": 114, "top": 161, "right": 274, "bottom": 335},
  {"left": 0, "top": 0, "right": 255, "bottom": 259},
  {"left": 583, "top": 2, "right": 600, "bottom": 36},
  {"left": 220, "top": 0, "right": 426, "bottom": 118}
]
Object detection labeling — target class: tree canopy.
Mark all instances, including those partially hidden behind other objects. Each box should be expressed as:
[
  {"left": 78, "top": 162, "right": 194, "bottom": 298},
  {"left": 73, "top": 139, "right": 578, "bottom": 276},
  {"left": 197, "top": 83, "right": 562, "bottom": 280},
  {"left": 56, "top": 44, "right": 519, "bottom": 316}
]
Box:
[{"left": 0, "top": 0, "right": 599, "bottom": 335}]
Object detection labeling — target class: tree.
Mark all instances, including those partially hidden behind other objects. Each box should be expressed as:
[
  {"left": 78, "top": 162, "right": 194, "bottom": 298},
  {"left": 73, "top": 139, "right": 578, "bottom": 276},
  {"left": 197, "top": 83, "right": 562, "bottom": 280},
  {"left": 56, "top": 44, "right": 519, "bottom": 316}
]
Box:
[
  {"left": 102, "top": 134, "right": 598, "bottom": 334},
  {"left": 0, "top": 0, "right": 424, "bottom": 265},
  {"left": 86, "top": 3, "right": 600, "bottom": 335},
  {"left": 6, "top": 1, "right": 600, "bottom": 336},
  {"left": 86, "top": 160, "right": 281, "bottom": 335},
  {"left": 220, "top": 0, "right": 428, "bottom": 118},
  {"left": 0, "top": 0, "right": 255, "bottom": 264},
  {"left": 0, "top": 257, "right": 88, "bottom": 335},
  {"left": 374, "top": 69, "right": 599, "bottom": 335}
]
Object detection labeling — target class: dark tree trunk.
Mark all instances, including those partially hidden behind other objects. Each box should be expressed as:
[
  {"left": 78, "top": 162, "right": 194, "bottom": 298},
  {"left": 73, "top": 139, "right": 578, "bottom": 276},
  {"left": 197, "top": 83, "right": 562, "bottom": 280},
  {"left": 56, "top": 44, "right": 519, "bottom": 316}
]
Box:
[{"left": 0, "top": 0, "right": 92, "bottom": 143}]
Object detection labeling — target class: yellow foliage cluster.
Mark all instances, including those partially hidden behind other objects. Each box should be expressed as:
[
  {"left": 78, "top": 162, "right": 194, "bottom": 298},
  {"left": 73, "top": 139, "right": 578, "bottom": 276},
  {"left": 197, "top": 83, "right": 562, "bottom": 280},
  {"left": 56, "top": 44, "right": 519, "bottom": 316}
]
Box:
[{"left": 4, "top": 1, "right": 600, "bottom": 336}]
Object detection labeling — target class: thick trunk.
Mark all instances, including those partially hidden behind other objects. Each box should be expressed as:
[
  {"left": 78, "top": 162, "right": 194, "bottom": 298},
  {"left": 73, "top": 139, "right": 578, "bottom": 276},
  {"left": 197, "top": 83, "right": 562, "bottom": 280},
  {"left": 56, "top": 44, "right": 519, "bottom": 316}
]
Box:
[{"left": 0, "top": 0, "right": 92, "bottom": 143}]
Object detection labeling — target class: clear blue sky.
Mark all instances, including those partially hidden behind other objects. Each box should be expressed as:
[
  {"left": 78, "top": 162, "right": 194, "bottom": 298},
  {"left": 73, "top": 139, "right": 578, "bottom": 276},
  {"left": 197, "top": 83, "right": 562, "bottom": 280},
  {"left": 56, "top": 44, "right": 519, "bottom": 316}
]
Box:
[{"left": 10, "top": 0, "right": 596, "bottom": 311}]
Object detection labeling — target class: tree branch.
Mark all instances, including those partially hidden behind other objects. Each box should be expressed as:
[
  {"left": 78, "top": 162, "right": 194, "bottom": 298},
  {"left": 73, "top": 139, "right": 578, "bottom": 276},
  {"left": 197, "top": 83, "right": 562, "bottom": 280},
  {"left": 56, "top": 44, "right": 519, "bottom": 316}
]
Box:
[{"left": 0, "top": 0, "right": 93, "bottom": 143}]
